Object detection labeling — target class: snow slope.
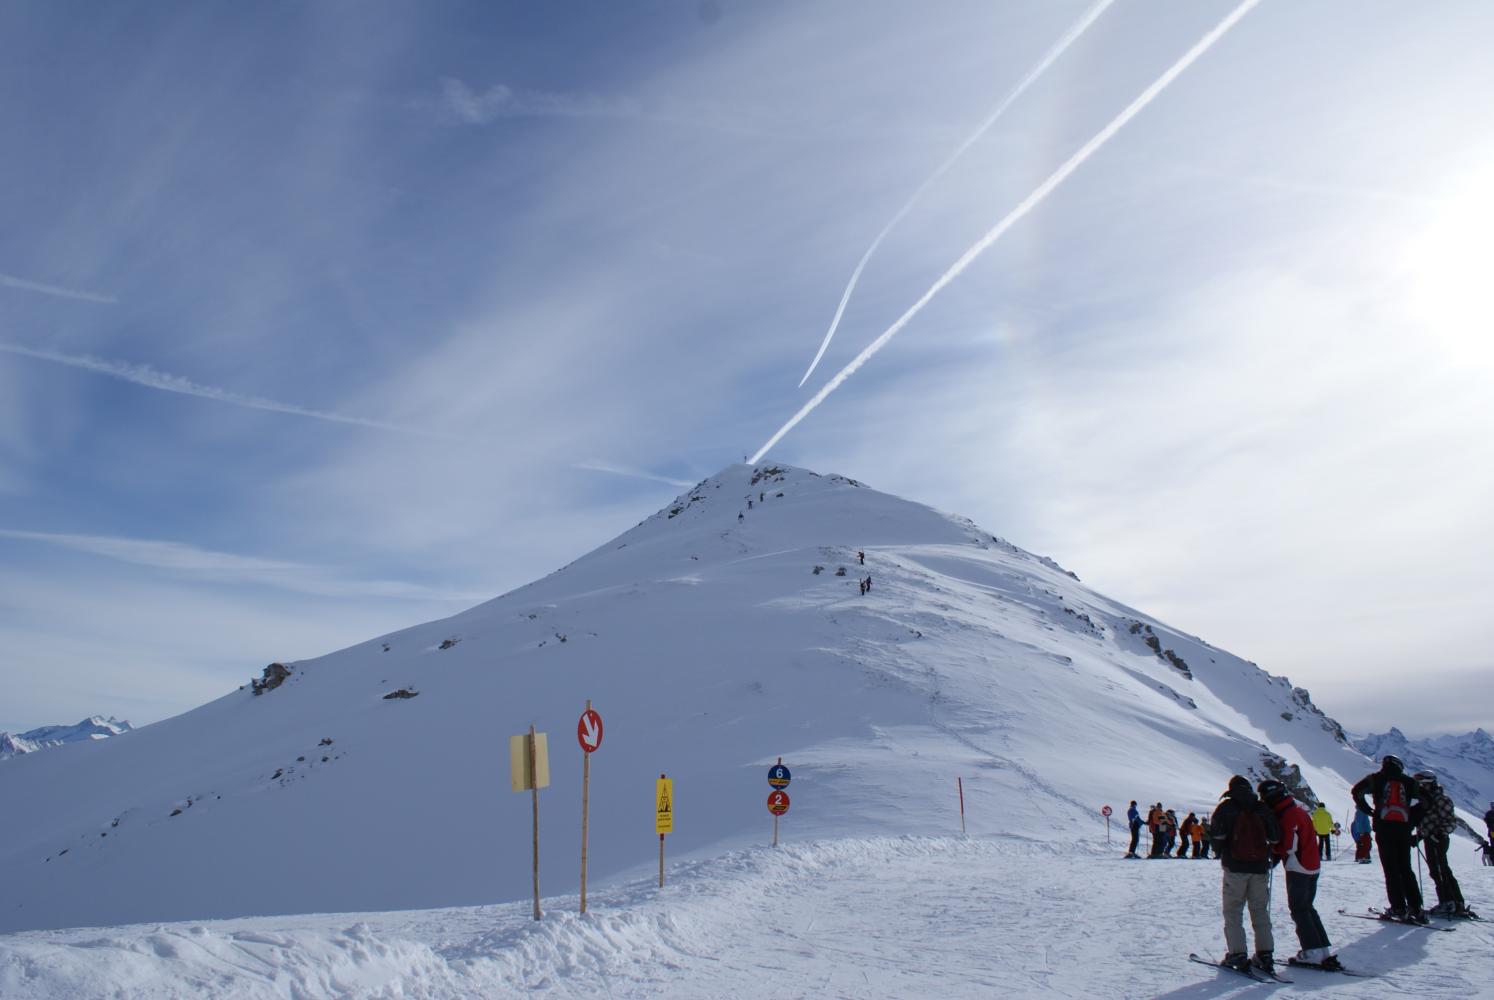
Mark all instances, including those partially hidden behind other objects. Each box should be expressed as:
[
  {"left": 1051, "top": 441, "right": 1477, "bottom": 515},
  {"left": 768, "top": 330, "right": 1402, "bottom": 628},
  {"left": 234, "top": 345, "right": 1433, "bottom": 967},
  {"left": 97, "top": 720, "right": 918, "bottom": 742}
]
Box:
[
  {"left": 0, "top": 464, "right": 1400, "bottom": 936},
  {"left": 1355, "top": 728, "right": 1494, "bottom": 818},
  {"left": 0, "top": 717, "right": 132, "bottom": 760},
  {"left": 4, "top": 836, "right": 1491, "bottom": 999}
]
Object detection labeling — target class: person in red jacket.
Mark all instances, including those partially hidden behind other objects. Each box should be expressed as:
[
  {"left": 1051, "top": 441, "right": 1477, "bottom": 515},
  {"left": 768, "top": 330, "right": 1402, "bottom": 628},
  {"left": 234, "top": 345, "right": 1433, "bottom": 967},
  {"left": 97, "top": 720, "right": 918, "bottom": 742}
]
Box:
[{"left": 1259, "top": 780, "right": 1339, "bottom": 970}]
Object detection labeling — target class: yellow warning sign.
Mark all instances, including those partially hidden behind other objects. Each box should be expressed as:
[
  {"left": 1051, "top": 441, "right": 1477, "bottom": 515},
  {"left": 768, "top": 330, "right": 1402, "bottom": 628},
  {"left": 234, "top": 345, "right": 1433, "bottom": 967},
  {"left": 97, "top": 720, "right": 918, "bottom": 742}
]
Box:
[
  {"left": 655, "top": 776, "right": 674, "bottom": 834},
  {"left": 509, "top": 732, "right": 551, "bottom": 792}
]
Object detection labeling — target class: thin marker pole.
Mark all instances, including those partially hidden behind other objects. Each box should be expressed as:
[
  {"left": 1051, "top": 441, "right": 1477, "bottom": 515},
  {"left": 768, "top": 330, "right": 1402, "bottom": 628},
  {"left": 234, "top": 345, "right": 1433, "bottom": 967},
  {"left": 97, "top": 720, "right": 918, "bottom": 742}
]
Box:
[
  {"left": 658, "top": 771, "right": 667, "bottom": 888},
  {"left": 580, "top": 699, "right": 591, "bottom": 915},
  {"left": 529, "top": 724, "right": 541, "bottom": 920},
  {"left": 958, "top": 777, "right": 966, "bottom": 835}
]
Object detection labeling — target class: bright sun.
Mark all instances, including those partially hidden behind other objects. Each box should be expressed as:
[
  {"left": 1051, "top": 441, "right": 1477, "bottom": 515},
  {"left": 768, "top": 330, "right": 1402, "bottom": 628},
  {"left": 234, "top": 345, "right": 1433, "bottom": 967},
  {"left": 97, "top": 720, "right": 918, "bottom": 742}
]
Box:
[{"left": 1398, "top": 170, "right": 1494, "bottom": 370}]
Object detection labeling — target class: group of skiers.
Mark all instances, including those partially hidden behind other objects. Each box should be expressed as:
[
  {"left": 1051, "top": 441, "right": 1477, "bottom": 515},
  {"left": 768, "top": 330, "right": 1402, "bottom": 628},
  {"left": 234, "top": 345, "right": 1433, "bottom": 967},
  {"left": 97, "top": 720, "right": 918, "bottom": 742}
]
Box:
[
  {"left": 1202, "top": 755, "right": 1479, "bottom": 978},
  {"left": 1123, "top": 801, "right": 1214, "bottom": 859}
]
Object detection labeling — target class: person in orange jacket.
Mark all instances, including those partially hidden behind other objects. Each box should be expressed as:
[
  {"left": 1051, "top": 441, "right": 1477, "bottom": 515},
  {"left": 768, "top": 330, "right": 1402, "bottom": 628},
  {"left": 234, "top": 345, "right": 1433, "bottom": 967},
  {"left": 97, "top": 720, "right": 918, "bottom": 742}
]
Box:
[
  {"left": 1147, "top": 804, "right": 1165, "bottom": 857},
  {"left": 1177, "top": 812, "right": 1200, "bottom": 858}
]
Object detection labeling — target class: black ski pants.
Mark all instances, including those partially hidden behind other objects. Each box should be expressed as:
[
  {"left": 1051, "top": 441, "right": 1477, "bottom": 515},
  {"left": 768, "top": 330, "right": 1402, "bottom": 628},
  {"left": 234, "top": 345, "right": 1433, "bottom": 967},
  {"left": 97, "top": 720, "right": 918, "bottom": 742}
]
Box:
[
  {"left": 1375, "top": 823, "right": 1423, "bottom": 913},
  {"left": 1127, "top": 821, "right": 1141, "bottom": 855},
  {"left": 1423, "top": 835, "right": 1464, "bottom": 907},
  {"left": 1285, "top": 870, "right": 1331, "bottom": 952},
  {"left": 1318, "top": 833, "right": 1331, "bottom": 861}
]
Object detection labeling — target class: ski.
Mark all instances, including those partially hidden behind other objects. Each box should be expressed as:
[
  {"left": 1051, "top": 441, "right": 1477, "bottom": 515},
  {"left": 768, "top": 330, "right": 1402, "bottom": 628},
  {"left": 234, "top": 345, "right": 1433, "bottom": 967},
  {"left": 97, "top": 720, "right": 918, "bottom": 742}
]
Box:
[
  {"left": 1286, "top": 957, "right": 1376, "bottom": 977},
  {"left": 1188, "top": 953, "right": 1291, "bottom": 983},
  {"left": 1337, "top": 907, "right": 1456, "bottom": 931}
]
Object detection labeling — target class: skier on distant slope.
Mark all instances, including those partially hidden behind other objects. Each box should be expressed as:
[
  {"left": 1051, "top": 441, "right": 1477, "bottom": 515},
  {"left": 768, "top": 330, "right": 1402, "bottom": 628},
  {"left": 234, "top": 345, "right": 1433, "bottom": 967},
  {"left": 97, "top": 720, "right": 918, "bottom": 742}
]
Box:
[
  {"left": 1484, "top": 801, "right": 1494, "bottom": 843},
  {"left": 1211, "top": 776, "right": 1281, "bottom": 975},
  {"left": 1414, "top": 770, "right": 1476, "bottom": 918},
  {"left": 1259, "top": 780, "right": 1339, "bottom": 970},
  {"left": 1351, "top": 754, "right": 1428, "bottom": 922},
  {"left": 1125, "top": 800, "right": 1142, "bottom": 858}
]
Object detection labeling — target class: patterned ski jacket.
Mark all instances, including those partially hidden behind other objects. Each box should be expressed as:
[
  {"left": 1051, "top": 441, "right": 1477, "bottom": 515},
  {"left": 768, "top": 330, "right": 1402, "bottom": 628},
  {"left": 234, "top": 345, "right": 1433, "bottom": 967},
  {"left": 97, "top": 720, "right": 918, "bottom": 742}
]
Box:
[{"left": 1420, "top": 783, "right": 1458, "bottom": 840}]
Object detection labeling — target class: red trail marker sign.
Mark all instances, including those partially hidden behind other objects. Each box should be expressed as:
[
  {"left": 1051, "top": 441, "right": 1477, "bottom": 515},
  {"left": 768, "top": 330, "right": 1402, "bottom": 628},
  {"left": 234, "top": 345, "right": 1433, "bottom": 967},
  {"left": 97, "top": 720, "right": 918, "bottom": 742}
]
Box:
[{"left": 577, "top": 708, "right": 603, "bottom": 753}]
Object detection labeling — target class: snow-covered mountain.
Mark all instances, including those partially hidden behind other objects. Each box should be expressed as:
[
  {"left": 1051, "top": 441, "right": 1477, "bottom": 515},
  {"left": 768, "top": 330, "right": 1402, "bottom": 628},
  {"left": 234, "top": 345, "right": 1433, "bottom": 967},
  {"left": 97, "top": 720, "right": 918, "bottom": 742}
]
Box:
[
  {"left": 0, "top": 464, "right": 1398, "bottom": 935},
  {"left": 1354, "top": 727, "right": 1494, "bottom": 818},
  {"left": 0, "top": 717, "right": 132, "bottom": 761}
]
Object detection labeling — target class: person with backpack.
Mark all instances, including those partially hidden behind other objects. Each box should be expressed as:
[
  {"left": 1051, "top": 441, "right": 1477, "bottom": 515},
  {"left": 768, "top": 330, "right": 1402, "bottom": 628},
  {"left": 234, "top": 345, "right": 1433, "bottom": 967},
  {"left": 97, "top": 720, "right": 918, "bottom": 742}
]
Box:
[
  {"left": 1125, "top": 800, "right": 1142, "bottom": 858},
  {"left": 1178, "top": 812, "right": 1200, "bottom": 858},
  {"left": 1310, "top": 803, "right": 1333, "bottom": 861},
  {"left": 1259, "top": 781, "right": 1339, "bottom": 970},
  {"left": 1352, "top": 754, "right": 1427, "bottom": 922},
  {"left": 1163, "top": 809, "right": 1179, "bottom": 856},
  {"left": 1197, "top": 814, "right": 1212, "bottom": 859},
  {"left": 1351, "top": 806, "right": 1373, "bottom": 863},
  {"left": 1147, "top": 803, "right": 1165, "bottom": 857},
  {"left": 1414, "top": 770, "right": 1476, "bottom": 918},
  {"left": 1211, "top": 775, "right": 1282, "bottom": 975}
]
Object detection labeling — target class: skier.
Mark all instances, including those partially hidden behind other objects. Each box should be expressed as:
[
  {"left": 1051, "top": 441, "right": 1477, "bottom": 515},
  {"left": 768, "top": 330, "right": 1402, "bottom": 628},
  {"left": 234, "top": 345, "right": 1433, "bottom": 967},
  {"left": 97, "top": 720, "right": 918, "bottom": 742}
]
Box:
[
  {"left": 1414, "top": 770, "right": 1475, "bottom": 917},
  {"left": 1259, "top": 780, "right": 1339, "bottom": 970},
  {"left": 1485, "top": 801, "right": 1494, "bottom": 843},
  {"left": 857, "top": 550, "right": 865, "bottom": 565},
  {"left": 1164, "top": 809, "right": 1179, "bottom": 856},
  {"left": 1351, "top": 754, "right": 1427, "bottom": 922},
  {"left": 1177, "top": 812, "right": 1200, "bottom": 858},
  {"left": 1146, "top": 804, "right": 1164, "bottom": 857},
  {"left": 1351, "top": 806, "right": 1373, "bottom": 863},
  {"left": 1198, "top": 813, "right": 1212, "bottom": 859},
  {"left": 738, "top": 512, "right": 744, "bottom": 523},
  {"left": 1125, "top": 800, "right": 1142, "bottom": 858},
  {"left": 1311, "top": 803, "right": 1333, "bottom": 861},
  {"left": 864, "top": 575, "right": 872, "bottom": 592},
  {"left": 1211, "top": 775, "right": 1281, "bottom": 975}
]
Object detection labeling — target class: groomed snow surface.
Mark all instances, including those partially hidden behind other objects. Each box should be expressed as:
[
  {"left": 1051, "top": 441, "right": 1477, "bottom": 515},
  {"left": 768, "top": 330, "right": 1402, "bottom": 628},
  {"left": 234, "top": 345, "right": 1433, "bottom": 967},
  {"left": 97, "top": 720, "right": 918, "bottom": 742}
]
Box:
[{"left": 3, "top": 834, "right": 1491, "bottom": 998}]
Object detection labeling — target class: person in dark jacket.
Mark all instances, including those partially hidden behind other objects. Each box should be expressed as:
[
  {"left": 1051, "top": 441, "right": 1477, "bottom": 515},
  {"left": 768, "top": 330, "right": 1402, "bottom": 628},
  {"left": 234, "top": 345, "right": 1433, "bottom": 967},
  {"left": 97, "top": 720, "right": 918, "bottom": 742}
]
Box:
[
  {"left": 1198, "top": 814, "right": 1212, "bottom": 859},
  {"left": 1484, "top": 801, "right": 1494, "bottom": 844},
  {"left": 1260, "top": 781, "right": 1338, "bottom": 969},
  {"left": 1125, "top": 800, "right": 1142, "bottom": 858},
  {"left": 1414, "top": 770, "right": 1475, "bottom": 917},
  {"left": 1211, "top": 775, "right": 1282, "bottom": 974},
  {"left": 1352, "top": 754, "right": 1427, "bottom": 922}
]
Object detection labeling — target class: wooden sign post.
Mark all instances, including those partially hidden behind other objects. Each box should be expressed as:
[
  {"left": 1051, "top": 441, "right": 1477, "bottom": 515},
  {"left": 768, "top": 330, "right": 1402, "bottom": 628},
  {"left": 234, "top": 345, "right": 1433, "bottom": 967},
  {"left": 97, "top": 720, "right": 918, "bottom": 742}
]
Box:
[
  {"left": 509, "top": 726, "right": 550, "bottom": 920},
  {"left": 577, "top": 701, "right": 603, "bottom": 915},
  {"left": 655, "top": 773, "right": 673, "bottom": 887}
]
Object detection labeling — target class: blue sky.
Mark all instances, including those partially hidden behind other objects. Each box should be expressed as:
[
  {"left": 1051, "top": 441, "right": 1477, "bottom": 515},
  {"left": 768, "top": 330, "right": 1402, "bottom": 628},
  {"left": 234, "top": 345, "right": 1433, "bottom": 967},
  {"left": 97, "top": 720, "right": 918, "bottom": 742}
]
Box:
[{"left": 2, "top": 1, "right": 1491, "bottom": 737}]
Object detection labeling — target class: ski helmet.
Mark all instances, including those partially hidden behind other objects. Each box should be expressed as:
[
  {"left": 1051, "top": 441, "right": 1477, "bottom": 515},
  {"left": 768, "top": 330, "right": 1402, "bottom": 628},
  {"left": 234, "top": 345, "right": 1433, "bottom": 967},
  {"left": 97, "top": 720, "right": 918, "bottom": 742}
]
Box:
[
  {"left": 1257, "top": 779, "right": 1288, "bottom": 805},
  {"left": 1381, "top": 754, "right": 1404, "bottom": 773},
  {"left": 1413, "top": 769, "right": 1437, "bottom": 784}
]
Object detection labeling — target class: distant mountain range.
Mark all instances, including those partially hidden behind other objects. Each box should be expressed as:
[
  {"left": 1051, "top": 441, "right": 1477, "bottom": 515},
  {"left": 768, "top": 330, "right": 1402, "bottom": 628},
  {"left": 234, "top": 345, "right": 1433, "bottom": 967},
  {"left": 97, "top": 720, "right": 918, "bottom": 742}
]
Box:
[
  {"left": 0, "top": 717, "right": 133, "bottom": 760},
  {"left": 1353, "top": 727, "right": 1494, "bottom": 819}
]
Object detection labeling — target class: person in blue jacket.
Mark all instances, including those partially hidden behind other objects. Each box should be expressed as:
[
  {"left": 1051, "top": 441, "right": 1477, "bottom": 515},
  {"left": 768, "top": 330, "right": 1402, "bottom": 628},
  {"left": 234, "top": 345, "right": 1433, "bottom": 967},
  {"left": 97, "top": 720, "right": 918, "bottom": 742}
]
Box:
[
  {"left": 1125, "top": 800, "right": 1142, "bottom": 858},
  {"left": 1350, "top": 807, "right": 1373, "bottom": 863}
]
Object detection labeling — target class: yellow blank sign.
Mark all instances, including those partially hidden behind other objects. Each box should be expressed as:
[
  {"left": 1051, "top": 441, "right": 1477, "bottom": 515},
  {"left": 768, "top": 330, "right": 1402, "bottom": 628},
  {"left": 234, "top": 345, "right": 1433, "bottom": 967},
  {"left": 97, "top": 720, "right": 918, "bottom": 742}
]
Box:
[
  {"left": 655, "top": 777, "right": 674, "bottom": 834},
  {"left": 509, "top": 732, "right": 551, "bottom": 792}
]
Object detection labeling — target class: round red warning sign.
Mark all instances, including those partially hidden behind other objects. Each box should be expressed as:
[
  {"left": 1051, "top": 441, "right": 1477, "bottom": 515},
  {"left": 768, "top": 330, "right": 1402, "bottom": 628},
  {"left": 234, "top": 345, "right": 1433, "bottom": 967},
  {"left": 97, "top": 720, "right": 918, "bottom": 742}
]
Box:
[
  {"left": 1101, "top": 805, "right": 1112, "bottom": 818},
  {"left": 767, "top": 790, "right": 790, "bottom": 816},
  {"left": 577, "top": 708, "right": 603, "bottom": 753}
]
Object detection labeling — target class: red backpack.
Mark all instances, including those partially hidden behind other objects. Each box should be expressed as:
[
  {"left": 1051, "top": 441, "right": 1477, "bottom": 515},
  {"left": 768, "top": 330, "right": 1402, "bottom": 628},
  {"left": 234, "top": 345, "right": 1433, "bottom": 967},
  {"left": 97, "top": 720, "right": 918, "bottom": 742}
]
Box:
[{"left": 1381, "top": 777, "right": 1412, "bottom": 823}]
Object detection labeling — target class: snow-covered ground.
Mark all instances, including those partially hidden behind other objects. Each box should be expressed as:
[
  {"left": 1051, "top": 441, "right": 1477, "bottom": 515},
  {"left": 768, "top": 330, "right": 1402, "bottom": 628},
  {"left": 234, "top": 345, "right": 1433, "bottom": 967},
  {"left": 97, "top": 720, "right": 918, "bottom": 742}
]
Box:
[
  {"left": 2, "top": 463, "right": 1488, "bottom": 996},
  {"left": 3, "top": 835, "right": 1490, "bottom": 998}
]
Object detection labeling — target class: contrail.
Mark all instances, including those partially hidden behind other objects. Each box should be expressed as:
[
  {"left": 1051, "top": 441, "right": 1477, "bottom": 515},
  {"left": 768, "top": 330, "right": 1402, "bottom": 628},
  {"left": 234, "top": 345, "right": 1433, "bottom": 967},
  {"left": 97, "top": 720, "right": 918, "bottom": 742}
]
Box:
[
  {"left": 575, "top": 459, "right": 696, "bottom": 488},
  {"left": 753, "top": 0, "right": 1262, "bottom": 464},
  {"left": 0, "top": 272, "right": 116, "bottom": 304},
  {"left": 797, "top": 0, "right": 1117, "bottom": 388},
  {"left": 0, "top": 341, "right": 451, "bottom": 438}
]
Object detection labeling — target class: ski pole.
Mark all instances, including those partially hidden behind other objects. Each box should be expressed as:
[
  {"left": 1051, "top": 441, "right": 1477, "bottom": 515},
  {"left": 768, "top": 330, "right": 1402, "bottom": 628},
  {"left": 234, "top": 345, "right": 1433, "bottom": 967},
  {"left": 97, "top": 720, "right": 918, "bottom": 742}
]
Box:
[{"left": 1415, "top": 841, "right": 1424, "bottom": 900}]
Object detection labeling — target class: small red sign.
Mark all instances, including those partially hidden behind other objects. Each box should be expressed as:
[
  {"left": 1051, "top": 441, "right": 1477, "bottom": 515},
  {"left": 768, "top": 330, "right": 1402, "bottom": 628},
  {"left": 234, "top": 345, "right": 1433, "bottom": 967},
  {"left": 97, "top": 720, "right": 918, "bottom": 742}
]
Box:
[
  {"left": 577, "top": 709, "right": 603, "bottom": 753},
  {"left": 1101, "top": 805, "right": 1113, "bottom": 818},
  {"left": 767, "top": 790, "right": 790, "bottom": 816}
]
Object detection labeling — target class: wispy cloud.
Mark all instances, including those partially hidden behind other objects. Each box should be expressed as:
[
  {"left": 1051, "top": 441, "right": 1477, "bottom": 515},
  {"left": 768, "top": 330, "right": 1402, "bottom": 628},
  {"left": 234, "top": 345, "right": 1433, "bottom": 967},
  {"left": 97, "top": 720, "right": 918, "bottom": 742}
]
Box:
[
  {"left": 753, "top": 0, "right": 1262, "bottom": 463},
  {"left": 0, "top": 342, "right": 452, "bottom": 438},
  {"left": 0, "top": 272, "right": 116, "bottom": 304},
  {"left": 574, "top": 459, "right": 696, "bottom": 489},
  {"left": 441, "top": 78, "right": 643, "bottom": 125},
  {"left": 0, "top": 527, "right": 485, "bottom": 602}
]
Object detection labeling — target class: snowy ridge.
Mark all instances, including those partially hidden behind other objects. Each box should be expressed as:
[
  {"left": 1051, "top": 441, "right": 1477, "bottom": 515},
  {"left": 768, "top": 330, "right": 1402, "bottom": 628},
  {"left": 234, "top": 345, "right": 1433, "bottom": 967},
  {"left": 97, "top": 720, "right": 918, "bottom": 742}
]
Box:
[
  {"left": 0, "top": 464, "right": 1388, "bottom": 938},
  {"left": 1354, "top": 727, "right": 1494, "bottom": 816},
  {"left": 0, "top": 717, "right": 132, "bottom": 761}
]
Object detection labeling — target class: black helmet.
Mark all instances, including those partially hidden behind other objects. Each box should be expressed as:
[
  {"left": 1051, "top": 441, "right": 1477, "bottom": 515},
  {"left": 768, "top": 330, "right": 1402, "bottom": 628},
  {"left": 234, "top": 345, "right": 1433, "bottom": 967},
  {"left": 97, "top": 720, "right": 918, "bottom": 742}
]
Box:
[
  {"left": 1257, "top": 779, "right": 1288, "bottom": 805},
  {"left": 1381, "top": 754, "right": 1404, "bottom": 774},
  {"left": 1413, "top": 769, "right": 1437, "bottom": 784}
]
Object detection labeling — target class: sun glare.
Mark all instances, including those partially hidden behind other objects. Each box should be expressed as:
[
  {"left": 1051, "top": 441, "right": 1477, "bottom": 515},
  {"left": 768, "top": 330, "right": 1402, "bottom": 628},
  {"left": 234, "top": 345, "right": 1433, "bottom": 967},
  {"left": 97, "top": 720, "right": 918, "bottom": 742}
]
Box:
[{"left": 1399, "top": 170, "right": 1494, "bottom": 370}]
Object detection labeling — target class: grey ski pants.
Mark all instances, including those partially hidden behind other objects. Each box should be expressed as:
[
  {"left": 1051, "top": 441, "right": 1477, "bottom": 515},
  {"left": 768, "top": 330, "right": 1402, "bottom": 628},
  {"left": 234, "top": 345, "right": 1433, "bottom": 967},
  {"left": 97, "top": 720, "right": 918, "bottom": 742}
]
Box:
[{"left": 1222, "top": 870, "right": 1274, "bottom": 956}]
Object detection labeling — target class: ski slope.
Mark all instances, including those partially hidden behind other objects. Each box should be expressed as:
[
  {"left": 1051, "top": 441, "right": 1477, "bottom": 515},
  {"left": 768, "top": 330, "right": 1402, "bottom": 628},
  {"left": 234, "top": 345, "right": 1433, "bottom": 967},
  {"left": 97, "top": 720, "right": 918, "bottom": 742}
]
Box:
[
  {"left": 3, "top": 835, "right": 1490, "bottom": 998},
  {"left": 2, "top": 463, "right": 1487, "bottom": 995}
]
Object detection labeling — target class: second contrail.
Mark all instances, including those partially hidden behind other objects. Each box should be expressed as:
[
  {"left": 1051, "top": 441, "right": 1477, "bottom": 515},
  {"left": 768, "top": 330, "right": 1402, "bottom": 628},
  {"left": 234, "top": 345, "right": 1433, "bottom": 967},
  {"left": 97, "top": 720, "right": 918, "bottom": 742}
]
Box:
[
  {"left": 797, "top": 0, "right": 1117, "bottom": 387},
  {"left": 752, "top": 0, "right": 1262, "bottom": 464}
]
